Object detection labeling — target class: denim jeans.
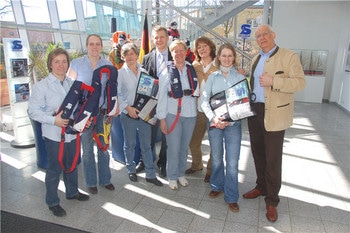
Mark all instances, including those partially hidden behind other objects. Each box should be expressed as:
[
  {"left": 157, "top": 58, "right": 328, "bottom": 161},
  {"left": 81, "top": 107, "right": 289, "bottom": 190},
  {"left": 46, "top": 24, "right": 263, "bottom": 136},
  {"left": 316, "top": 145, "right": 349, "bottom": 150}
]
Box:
[
  {"left": 165, "top": 114, "right": 196, "bottom": 180},
  {"left": 111, "top": 115, "right": 141, "bottom": 164},
  {"left": 82, "top": 115, "right": 111, "bottom": 187},
  {"left": 208, "top": 120, "right": 242, "bottom": 203},
  {"left": 120, "top": 113, "right": 156, "bottom": 179},
  {"left": 44, "top": 138, "right": 79, "bottom": 207}
]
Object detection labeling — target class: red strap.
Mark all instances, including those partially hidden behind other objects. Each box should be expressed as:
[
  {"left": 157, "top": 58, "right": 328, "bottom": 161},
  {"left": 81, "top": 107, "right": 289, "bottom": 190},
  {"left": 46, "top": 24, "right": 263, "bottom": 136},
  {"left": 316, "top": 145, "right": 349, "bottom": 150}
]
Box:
[
  {"left": 92, "top": 116, "right": 109, "bottom": 151},
  {"left": 93, "top": 132, "right": 109, "bottom": 151},
  {"left": 167, "top": 98, "right": 182, "bottom": 134},
  {"left": 58, "top": 128, "right": 81, "bottom": 173},
  {"left": 80, "top": 82, "right": 94, "bottom": 93}
]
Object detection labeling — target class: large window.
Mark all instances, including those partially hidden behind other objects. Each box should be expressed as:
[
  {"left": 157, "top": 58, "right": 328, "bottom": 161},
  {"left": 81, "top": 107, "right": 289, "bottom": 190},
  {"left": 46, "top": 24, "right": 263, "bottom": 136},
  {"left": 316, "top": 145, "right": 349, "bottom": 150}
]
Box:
[
  {"left": 0, "top": 0, "right": 15, "bottom": 22},
  {"left": 22, "top": 0, "right": 50, "bottom": 23},
  {"left": 1, "top": 0, "right": 144, "bottom": 49},
  {"left": 57, "top": 0, "right": 78, "bottom": 30}
]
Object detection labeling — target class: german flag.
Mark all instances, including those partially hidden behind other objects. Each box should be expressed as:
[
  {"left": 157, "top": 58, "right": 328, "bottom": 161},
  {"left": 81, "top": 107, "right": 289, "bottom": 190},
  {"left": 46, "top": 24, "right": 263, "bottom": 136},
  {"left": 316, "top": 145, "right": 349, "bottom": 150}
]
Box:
[{"left": 138, "top": 10, "right": 151, "bottom": 64}]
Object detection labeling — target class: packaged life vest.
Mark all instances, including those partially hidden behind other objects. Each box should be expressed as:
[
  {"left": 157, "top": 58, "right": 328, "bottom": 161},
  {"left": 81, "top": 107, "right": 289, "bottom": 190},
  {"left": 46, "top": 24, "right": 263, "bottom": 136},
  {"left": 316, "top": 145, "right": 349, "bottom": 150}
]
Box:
[{"left": 167, "top": 62, "right": 199, "bottom": 99}]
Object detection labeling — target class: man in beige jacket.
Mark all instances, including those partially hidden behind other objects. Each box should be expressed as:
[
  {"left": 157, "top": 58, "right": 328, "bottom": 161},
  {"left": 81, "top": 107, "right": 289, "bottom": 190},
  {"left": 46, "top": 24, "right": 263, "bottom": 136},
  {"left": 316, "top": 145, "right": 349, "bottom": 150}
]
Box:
[{"left": 243, "top": 24, "right": 306, "bottom": 222}]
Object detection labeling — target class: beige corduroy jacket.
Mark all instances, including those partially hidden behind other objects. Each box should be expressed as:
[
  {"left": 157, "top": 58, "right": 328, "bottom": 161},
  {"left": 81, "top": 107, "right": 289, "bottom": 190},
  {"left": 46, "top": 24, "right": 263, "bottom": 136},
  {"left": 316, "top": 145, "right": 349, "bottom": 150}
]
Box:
[{"left": 250, "top": 46, "right": 306, "bottom": 131}]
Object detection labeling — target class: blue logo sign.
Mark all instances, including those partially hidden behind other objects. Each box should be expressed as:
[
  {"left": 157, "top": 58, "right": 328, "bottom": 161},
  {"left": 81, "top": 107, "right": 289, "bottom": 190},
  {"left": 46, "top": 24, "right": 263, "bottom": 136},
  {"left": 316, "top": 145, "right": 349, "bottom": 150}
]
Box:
[
  {"left": 12, "top": 40, "right": 23, "bottom": 51},
  {"left": 239, "top": 24, "right": 251, "bottom": 38}
]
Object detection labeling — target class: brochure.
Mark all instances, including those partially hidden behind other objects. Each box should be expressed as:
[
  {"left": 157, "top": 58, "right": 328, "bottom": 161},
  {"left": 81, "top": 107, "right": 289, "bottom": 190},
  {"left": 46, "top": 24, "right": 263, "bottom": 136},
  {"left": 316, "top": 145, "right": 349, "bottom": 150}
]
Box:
[
  {"left": 132, "top": 72, "right": 159, "bottom": 125},
  {"left": 209, "top": 79, "right": 255, "bottom": 127}
]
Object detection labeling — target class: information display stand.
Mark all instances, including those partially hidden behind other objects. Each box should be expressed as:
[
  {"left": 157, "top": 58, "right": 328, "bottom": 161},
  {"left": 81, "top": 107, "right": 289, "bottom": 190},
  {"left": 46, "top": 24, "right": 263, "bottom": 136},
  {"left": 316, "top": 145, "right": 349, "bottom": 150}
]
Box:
[{"left": 3, "top": 38, "right": 35, "bottom": 148}]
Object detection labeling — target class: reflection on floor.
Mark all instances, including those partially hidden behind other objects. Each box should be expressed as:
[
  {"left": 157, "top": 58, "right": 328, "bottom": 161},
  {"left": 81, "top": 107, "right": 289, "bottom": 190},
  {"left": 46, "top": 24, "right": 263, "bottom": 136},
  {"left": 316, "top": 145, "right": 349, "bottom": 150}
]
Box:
[{"left": 1, "top": 102, "right": 350, "bottom": 233}]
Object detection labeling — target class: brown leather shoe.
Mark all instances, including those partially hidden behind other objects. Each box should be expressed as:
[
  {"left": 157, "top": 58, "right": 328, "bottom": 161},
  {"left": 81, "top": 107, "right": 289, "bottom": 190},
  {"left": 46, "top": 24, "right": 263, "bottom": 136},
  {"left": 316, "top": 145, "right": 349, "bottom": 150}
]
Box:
[
  {"left": 242, "top": 188, "right": 266, "bottom": 199},
  {"left": 266, "top": 205, "right": 278, "bottom": 222},
  {"left": 209, "top": 190, "right": 223, "bottom": 198},
  {"left": 105, "top": 183, "right": 115, "bottom": 191},
  {"left": 228, "top": 203, "right": 239, "bottom": 212},
  {"left": 185, "top": 168, "right": 202, "bottom": 174},
  {"left": 88, "top": 187, "right": 98, "bottom": 194},
  {"left": 204, "top": 174, "right": 210, "bottom": 183}
]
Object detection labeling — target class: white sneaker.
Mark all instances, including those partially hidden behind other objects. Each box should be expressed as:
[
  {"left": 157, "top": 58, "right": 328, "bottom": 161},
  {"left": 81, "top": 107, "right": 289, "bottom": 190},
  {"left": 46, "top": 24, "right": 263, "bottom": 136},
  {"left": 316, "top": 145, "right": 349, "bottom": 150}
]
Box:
[
  {"left": 178, "top": 176, "right": 189, "bottom": 187},
  {"left": 169, "top": 180, "right": 178, "bottom": 190}
]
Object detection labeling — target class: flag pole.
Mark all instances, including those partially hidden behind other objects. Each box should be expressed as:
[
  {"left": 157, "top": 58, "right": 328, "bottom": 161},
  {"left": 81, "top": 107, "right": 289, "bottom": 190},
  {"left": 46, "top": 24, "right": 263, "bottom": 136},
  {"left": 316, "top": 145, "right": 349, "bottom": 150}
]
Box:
[{"left": 139, "top": 9, "right": 150, "bottom": 64}]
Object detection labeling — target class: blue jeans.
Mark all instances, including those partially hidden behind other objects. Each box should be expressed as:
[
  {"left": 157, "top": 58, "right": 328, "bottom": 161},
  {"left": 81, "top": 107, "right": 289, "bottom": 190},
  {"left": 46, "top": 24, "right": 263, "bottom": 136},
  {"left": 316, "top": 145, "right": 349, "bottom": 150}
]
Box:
[
  {"left": 82, "top": 115, "right": 111, "bottom": 187},
  {"left": 165, "top": 114, "right": 196, "bottom": 180},
  {"left": 44, "top": 138, "right": 79, "bottom": 207},
  {"left": 111, "top": 115, "right": 141, "bottom": 164},
  {"left": 120, "top": 113, "right": 156, "bottom": 179},
  {"left": 208, "top": 120, "right": 242, "bottom": 203}
]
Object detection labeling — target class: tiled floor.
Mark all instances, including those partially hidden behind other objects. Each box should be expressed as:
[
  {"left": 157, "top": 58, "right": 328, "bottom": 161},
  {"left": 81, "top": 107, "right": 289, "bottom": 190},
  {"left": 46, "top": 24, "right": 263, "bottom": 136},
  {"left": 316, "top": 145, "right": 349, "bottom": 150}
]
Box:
[{"left": 1, "top": 102, "right": 350, "bottom": 233}]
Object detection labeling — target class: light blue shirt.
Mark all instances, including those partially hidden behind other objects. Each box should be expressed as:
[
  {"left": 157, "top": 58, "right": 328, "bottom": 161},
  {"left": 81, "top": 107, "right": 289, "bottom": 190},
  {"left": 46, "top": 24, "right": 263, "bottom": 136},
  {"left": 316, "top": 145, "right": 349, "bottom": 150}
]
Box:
[
  {"left": 156, "top": 49, "right": 168, "bottom": 63},
  {"left": 28, "top": 73, "right": 76, "bottom": 142},
  {"left": 70, "top": 55, "right": 112, "bottom": 108},
  {"left": 157, "top": 64, "right": 197, "bottom": 120},
  {"left": 117, "top": 63, "right": 142, "bottom": 114},
  {"left": 253, "top": 46, "right": 277, "bottom": 103},
  {"left": 200, "top": 68, "right": 245, "bottom": 122}
]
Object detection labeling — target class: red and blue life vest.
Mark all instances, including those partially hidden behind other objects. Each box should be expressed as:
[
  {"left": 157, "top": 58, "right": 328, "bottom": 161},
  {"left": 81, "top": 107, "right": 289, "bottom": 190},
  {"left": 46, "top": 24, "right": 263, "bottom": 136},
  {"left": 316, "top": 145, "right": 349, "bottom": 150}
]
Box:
[
  {"left": 57, "top": 65, "right": 118, "bottom": 172},
  {"left": 167, "top": 62, "right": 199, "bottom": 99}
]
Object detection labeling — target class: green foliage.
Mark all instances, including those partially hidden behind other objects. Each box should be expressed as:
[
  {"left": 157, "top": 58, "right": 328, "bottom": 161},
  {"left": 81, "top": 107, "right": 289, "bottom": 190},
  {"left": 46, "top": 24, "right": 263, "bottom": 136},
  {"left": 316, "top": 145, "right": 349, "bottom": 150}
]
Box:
[
  {"left": 69, "top": 49, "right": 85, "bottom": 61},
  {"left": 0, "top": 43, "right": 6, "bottom": 79},
  {"left": 28, "top": 42, "right": 85, "bottom": 83},
  {"left": 28, "top": 42, "right": 60, "bottom": 83}
]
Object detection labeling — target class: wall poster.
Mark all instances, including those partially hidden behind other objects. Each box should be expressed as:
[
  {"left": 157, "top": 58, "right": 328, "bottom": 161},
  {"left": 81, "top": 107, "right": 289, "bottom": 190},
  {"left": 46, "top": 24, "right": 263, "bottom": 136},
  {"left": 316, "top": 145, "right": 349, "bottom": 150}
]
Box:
[{"left": 11, "top": 58, "right": 29, "bottom": 77}]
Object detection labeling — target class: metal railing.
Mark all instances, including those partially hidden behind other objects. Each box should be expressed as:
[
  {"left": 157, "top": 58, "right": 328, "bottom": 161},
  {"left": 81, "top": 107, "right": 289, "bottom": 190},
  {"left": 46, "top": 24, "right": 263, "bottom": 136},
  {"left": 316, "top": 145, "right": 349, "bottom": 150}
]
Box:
[{"left": 157, "top": 0, "right": 255, "bottom": 72}]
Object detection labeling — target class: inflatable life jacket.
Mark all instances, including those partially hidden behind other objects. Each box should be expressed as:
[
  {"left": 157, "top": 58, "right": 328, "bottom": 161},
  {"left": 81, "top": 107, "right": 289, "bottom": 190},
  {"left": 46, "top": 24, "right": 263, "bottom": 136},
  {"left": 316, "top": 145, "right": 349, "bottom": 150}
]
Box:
[
  {"left": 167, "top": 28, "right": 180, "bottom": 39},
  {"left": 167, "top": 62, "right": 199, "bottom": 99},
  {"left": 60, "top": 81, "right": 98, "bottom": 134},
  {"left": 165, "top": 62, "right": 199, "bottom": 134},
  {"left": 91, "top": 65, "right": 118, "bottom": 151},
  {"left": 185, "top": 49, "right": 195, "bottom": 64},
  {"left": 57, "top": 65, "right": 118, "bottom": 172},
  {"left": 57, "top": 79, "right": 99, "bottom": 173}
]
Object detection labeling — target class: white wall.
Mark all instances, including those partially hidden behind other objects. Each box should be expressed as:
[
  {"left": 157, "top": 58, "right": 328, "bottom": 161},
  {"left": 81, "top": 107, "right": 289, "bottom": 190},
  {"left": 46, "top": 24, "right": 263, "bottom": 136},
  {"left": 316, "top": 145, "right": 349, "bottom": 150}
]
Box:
[{"left": 271, "top": 1, "right": 350, "bottom": 111}]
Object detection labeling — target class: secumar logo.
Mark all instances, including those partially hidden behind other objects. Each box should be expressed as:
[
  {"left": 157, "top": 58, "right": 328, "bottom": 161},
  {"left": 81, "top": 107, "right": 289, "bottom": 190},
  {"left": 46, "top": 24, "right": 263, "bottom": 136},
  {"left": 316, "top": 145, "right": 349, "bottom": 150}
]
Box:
[{"left": 11, "top": 40, "right": 23, "bottom": 51}]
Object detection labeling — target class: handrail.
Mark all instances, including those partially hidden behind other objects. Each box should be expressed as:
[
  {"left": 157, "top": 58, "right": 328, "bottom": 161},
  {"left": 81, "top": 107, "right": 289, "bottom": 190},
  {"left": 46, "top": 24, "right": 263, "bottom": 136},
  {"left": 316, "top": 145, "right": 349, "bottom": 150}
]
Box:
[{"left": 158, "top": 0, "right": 253, "bottom": 61}]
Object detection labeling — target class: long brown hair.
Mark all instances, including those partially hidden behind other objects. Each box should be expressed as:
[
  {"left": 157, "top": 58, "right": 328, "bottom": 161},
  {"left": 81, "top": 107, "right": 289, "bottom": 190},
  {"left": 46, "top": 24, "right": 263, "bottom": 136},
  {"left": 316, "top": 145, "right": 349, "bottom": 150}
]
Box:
[{"left": 193, "top": 36, "right": 216, "bottom": 62}]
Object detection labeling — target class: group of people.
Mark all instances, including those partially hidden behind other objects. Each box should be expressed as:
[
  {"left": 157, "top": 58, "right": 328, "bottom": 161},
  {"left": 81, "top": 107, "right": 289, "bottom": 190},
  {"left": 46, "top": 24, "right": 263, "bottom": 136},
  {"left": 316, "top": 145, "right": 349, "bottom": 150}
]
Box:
[{"left": 28, "top": 24, "right": 305, "bottom": 223}]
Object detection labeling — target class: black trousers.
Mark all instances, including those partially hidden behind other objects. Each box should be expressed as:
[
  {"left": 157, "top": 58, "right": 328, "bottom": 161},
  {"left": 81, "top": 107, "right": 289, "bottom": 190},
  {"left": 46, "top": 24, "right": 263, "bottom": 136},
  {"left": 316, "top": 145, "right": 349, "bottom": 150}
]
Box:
[
  {"left": 150, "top": 121, "right": 167, "bottom": 167},
  {"left": 247, "top": 103, "right": 285, "bottom": 207}
]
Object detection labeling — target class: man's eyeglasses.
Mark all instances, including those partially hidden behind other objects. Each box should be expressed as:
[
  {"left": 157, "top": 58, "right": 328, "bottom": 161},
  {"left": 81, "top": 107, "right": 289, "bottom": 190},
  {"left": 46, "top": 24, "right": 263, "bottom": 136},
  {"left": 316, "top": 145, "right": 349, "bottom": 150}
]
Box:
[{"left": 255, "top": 31, "right": 271, "bottom": 40}]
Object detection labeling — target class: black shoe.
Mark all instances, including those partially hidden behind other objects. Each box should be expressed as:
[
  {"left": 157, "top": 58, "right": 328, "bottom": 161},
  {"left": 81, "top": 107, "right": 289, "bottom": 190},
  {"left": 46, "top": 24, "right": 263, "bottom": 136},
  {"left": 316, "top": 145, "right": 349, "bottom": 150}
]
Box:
[
  {"left": 159, "top": 165, "right": 167, "bottom": 178},
  {"left": 135, "top": 161, "right": 145, "bottom": 173},
  {"left": 49, "top": 205, "right": 66, "bottom": 217},
  {"left": 66, "top": 192, "right": 89, "bottom": 201},
  {"left": 129, "top": 173, "right": 138, "bottom": 182},
  {"left": 146, "top": 178, "right": 163, "bottom": 187}
]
